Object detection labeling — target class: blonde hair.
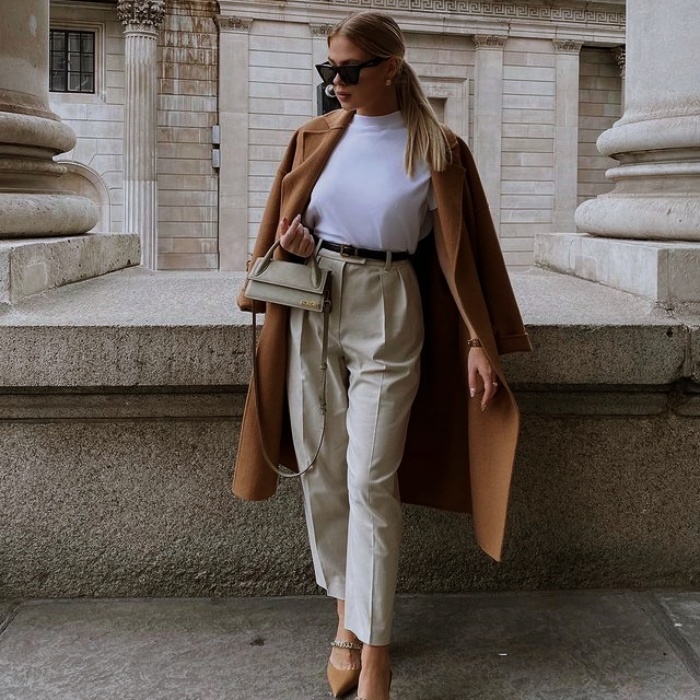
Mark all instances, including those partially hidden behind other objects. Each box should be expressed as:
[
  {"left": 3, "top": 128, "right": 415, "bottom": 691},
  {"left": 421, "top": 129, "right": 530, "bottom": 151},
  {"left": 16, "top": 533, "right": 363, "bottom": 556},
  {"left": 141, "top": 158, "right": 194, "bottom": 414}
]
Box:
[{"left": 328, "top": 11, "right": 450, "bottom": 175}]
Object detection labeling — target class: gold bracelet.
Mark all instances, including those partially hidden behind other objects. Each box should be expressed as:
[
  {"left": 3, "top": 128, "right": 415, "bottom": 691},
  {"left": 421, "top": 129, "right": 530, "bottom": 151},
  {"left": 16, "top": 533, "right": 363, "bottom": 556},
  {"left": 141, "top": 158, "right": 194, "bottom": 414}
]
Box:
[{"left": 467, "top": 338, "right": 482, "bottom": 348}]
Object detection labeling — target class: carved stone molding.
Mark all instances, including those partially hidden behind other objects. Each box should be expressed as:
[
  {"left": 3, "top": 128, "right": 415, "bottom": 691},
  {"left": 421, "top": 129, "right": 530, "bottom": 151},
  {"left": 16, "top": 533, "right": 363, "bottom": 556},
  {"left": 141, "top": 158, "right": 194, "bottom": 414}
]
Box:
[
  {"left": 326, "top": 1, "right": 624, "bottom": 26},
  {"left": 553, "top": 39, "right": 583, "bottom": 53},
  {"left": 309, "top": 23, "right": 334, "bottom": 37},
  {"left": 215, "top": 15, "right": 253, "bottom": 32},
  {"left": 117, "top": 1, "right": 166, "bottom": 29},
  {"left": 473, "top": 34, "right": 506, "bottom": 48}
]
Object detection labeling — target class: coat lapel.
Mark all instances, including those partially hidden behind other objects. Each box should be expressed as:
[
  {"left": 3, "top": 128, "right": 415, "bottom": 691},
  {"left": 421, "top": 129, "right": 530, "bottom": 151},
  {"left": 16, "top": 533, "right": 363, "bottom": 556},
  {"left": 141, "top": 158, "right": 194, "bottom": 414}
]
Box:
[
  {"left": 430, "top": 159, "right": 465, "bottom": 272},
  {"left": 280, "top": 111, "right": 353, "bottom": 219}
]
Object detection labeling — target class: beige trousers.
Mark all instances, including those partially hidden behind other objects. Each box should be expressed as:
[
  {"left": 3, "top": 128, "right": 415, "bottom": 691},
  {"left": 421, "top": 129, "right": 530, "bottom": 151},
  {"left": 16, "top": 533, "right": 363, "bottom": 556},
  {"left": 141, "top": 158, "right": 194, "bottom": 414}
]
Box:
[{"left": 287, "top": 249, "right": 424, "bottom": 646}]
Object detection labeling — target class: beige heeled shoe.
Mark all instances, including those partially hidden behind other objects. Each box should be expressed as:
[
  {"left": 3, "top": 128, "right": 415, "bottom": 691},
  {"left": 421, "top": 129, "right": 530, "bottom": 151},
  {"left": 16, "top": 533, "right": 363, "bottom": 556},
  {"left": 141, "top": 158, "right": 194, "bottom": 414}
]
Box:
[
  {"left": 327, "top": 640, "right": 363, "bottom": 698},
  {"left": 356, "top": 670, "right": 392, "bottom": 700}
]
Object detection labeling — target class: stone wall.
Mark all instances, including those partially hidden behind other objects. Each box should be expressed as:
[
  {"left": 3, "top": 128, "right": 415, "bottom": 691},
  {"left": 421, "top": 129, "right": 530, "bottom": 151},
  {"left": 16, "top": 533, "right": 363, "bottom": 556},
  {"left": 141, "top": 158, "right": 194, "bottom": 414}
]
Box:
[
  {"left": 157, "top": 0, "right": 219, "bottom": 270},
  {"left": 246, "top": 20, "right": 313, "bottom": 251},
  {"left": 500, "top": 37, "right": 555, "bottom": 267},
  {"left": 577, "top": 46, "right": 621, "bottom": 207},
  {"left": 0, "top": 266, "right": 698, "bottom": 598}
]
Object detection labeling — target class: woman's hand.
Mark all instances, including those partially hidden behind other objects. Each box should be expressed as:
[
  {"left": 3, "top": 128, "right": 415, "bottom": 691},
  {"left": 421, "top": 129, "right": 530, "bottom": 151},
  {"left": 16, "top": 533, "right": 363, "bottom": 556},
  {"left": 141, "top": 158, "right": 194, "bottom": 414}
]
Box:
[
  {"left": 468, "top": 346, "right": 499, "bottom": 411},
  {"left": 279, "top": 214, "right": 315, "bottom": 258}
]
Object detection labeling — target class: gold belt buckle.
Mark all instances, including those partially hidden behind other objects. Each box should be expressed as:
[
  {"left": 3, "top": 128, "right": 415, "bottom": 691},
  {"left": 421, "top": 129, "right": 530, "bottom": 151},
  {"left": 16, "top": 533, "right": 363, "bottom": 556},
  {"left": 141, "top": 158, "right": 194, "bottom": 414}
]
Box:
[{"left": 338, "top": 244, "right": 357, "bottom": 258}]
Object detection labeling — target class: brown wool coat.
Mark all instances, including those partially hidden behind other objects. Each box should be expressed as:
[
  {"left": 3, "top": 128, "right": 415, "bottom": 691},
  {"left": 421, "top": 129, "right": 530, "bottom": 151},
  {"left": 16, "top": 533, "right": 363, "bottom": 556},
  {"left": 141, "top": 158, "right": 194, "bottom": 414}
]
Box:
[{"left": 233, "top": 109, "right": 531, "bottom": 561}]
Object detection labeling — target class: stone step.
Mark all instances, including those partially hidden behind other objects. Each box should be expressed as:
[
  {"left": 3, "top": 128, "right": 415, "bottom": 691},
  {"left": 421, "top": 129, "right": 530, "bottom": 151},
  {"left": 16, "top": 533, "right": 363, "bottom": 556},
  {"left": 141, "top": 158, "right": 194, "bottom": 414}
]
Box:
[
  {"left": 0, "top": 593, "right": 699, "bottom": 699},
  {"left": 0, "top": 233, "right": 140, "bottom": 305}
]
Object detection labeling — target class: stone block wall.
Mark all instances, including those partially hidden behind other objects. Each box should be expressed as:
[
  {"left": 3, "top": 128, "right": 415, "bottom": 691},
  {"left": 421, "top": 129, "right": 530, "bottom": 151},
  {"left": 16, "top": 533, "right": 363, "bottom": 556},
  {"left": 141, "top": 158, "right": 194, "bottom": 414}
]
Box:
[
  {"left": 577, "top": 46, "right": 621, "bottom": 206},
  {"left": 157, "top": 0, "right": 219, "bottom": 270},
  {"left": 501, "top": 38, "right": 556, "bottom": 267},
  {"left": 247, "top": 20, "right": 313, "bottom": 247}
]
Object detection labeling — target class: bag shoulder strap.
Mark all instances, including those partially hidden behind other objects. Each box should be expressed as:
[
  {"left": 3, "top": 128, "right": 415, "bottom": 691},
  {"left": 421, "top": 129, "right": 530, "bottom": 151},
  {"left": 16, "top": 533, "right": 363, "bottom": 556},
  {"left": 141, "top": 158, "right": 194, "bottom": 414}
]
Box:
[{"left": 250, "top": 301, "right": 330, "bottom": 479}]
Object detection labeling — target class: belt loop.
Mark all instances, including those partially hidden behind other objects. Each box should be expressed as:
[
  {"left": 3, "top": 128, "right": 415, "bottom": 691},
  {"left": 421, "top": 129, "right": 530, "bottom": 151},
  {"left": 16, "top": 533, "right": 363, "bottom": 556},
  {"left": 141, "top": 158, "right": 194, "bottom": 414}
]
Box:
[{"left": 384, "top": 250, "right": 392, "bottom": 271}]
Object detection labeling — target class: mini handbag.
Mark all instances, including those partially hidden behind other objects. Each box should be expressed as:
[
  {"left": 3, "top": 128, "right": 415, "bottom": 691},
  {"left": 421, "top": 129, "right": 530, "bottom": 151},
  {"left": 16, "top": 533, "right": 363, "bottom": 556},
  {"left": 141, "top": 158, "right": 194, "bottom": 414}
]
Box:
[
  {"left": 244, "top": 239, "right": 331, "bottom": 478},
  {"left": 246, "top": 239, "right": 330, "bottom": 313}
]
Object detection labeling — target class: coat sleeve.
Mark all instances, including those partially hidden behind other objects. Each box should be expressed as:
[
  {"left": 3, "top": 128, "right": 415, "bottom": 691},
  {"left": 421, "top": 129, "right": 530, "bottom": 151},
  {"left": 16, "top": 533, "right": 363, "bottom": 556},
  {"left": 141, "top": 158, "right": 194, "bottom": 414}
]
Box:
[
  {"left": 456, "top": 136, "right": 532, "bottom": 355},
  {"left": 236, "top": 129, "right": 301, "bottom": 312}
]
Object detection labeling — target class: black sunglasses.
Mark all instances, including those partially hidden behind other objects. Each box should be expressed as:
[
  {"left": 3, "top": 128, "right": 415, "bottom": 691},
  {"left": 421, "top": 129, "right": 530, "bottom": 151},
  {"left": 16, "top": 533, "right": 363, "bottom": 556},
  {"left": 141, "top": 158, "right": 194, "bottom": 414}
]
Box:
[{"left": 315, "top": 57, "right": 388, "bottom": 86}]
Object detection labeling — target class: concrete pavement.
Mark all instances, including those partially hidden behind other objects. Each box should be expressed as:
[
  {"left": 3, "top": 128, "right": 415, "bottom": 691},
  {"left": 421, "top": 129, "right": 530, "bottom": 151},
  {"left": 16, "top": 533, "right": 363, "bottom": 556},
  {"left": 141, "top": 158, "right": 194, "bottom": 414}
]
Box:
[{"left": 1, "top": 591, "right": 699, "bottom": 699}]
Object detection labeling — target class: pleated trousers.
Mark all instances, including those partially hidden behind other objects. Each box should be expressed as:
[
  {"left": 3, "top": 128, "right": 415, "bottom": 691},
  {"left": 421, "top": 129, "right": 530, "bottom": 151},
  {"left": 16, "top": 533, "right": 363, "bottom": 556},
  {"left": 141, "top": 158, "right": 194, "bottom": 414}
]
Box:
[{"left": 287, "top": 249, "right": 424, "bottom": 645}]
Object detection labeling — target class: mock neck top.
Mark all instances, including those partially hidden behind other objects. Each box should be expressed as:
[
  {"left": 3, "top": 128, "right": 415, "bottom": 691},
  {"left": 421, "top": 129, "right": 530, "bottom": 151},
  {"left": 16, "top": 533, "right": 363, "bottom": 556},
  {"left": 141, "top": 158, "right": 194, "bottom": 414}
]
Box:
[{"left": 304, "top": 111, "right": 435, "bottom": 253}]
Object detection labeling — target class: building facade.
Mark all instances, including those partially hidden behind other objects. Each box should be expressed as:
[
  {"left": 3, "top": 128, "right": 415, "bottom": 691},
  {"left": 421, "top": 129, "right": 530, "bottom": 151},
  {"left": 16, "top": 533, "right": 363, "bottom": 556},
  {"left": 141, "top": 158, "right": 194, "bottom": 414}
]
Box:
[{"left": 48, "top": 0, "right": 625, "bottom": 270}]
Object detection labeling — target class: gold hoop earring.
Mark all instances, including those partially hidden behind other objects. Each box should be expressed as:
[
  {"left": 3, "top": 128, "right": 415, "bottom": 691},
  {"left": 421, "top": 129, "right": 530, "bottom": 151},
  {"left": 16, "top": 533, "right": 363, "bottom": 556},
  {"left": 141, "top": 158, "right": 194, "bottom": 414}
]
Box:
[{"left": 385, "top": 79, "right": 392, "bottom": 86}]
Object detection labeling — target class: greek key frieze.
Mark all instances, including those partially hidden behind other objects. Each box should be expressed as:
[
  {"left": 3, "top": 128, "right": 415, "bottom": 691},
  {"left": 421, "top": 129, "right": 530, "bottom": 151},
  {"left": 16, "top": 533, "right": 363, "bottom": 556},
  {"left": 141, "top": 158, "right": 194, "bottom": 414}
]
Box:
[{"left": 326, "top": 1, "right": 624, "bottom": 26}]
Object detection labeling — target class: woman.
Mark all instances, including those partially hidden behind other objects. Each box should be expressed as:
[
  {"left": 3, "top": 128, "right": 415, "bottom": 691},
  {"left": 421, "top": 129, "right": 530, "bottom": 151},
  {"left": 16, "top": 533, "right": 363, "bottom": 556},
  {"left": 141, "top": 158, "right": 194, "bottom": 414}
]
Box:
[{"left": 234, "top": 11, "right": 531, "bottom": 700}]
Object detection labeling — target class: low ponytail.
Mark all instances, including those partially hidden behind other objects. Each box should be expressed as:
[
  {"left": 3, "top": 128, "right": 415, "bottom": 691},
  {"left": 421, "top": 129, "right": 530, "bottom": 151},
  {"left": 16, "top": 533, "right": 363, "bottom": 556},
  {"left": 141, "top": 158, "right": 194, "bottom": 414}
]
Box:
[{"left": 395, "top": 61, "right": 450, "bottom": 175}]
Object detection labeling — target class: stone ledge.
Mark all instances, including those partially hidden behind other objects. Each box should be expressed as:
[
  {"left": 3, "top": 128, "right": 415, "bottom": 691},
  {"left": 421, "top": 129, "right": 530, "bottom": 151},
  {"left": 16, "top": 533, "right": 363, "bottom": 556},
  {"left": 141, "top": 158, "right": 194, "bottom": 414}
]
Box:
[
  {"left": 0, "top": 265, "right": 699, "bottom": 387},
  {"left": 0, "top": 391, "right": 246, "bottom": 421},
  {"left": 535, "top": 232, "right": 700, "bottom": 307},
  {"left": 0, "top": 233, "right": 140, "bottom": 305},
  {"left": 1, "top": 386, "right": 697, "bottom": 420}
]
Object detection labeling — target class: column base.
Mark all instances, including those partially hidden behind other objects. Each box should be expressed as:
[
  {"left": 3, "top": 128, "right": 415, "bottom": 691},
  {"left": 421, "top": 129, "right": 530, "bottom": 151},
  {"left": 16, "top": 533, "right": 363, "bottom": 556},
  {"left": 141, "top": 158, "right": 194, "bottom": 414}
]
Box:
[
  {"left": 575, "top": 195, "right": 700, "bottom": 241},
  {"left": 535, "top": 232, "right": 700, "bottom": 307},
  {"left": 0, "top": 193, "right": 99, "bottom": 237},
  {"left": 0, "top": 233, "right": 141, "bottom": 305}
]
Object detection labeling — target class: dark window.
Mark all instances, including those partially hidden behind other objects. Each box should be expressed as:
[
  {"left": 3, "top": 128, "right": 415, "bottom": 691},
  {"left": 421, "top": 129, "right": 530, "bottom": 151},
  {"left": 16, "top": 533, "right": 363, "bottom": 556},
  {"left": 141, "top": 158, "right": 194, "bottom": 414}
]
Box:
[{"left": 50, "top": 30, "right": 95, "bottom": 93}]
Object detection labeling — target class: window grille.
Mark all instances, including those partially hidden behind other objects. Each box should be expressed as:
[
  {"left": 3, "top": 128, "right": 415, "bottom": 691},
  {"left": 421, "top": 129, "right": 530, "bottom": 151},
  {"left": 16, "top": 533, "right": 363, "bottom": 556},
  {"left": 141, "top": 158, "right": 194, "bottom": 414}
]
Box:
[{"left": 50, "top": 30, "right": 95, "bottom": 93}]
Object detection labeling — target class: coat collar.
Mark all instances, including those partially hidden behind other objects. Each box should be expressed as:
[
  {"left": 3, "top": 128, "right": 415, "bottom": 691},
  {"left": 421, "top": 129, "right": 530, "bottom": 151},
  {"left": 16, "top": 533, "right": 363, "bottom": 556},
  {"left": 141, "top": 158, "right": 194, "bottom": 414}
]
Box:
[{"left": 279, "top": 110, "right": 354, "bottom": 217}]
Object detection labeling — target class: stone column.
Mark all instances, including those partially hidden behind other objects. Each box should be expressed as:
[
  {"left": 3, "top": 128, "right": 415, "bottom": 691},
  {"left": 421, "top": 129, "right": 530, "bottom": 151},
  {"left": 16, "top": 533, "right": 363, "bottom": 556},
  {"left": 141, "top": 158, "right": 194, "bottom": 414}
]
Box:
[
  {"left": 217, "top": 15, "right": 252, "bottom": 271},
  {"left": 537, "top": 1, "right": 700, "bottom": 307},
  {"left": 0, "top": 0, "right": 98, "bottom": 236},
  {"left": 473, "top": 35, "right": 506, "bottom": 231},
  {"left": 552, "top": 40, "right": 582, "bottom": 232},
  {"left": 575, "top": 1, "right": 700, "bottom": 240},
  {"left": 118, "top": 0, "right": 165, "bottom": 270}
]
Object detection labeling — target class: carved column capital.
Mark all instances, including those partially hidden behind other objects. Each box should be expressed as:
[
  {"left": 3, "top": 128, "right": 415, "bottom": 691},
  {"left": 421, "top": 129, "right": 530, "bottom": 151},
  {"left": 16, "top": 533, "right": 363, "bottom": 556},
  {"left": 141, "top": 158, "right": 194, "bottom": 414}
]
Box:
[
  {"left": 309, "top": 23, "right": 334, "bottom": 38},
  {"left": 117, "top": 1, "right": 166, "bottom": 30},
  {"left": 473, "top": 34, "right": 507, "bottom": 49},
  {"left": 553, "top": 39, "right": 583, "bottom": 53},
  {"left": 612, "top": 45, "right": 626, "bottom": 75},
  {"left": 215, "top": 15, "right": 253, "bottom": 32}
]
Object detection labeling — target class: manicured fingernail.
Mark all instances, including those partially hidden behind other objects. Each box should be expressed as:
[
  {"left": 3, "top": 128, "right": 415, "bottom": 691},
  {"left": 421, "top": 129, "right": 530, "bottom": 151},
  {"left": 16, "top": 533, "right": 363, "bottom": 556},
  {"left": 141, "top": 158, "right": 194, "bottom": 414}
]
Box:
[{"left": 469, "top": 388, "right": 475, "bottom": 397}]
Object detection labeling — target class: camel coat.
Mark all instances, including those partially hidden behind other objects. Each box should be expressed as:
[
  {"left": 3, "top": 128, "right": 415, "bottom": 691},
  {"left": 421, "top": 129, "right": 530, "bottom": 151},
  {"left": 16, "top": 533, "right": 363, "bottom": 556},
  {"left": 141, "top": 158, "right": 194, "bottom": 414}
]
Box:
[{"left": 233, "top": 109, "right": 531, "bottom": 561}]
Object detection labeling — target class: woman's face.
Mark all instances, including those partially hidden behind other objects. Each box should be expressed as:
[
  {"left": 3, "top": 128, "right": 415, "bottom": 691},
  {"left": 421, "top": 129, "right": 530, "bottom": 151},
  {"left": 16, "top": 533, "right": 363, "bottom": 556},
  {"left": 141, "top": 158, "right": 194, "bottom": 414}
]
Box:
[{"left": 327, "top": 35, "right": 399, "bottom": 117}]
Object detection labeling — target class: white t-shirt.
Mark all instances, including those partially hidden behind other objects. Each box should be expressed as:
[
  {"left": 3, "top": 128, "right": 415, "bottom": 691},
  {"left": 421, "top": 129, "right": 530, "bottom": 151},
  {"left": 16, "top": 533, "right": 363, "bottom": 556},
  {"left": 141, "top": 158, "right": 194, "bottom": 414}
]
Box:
[{"left": 304, "top": 111, "right": 436, "bottom": 254}]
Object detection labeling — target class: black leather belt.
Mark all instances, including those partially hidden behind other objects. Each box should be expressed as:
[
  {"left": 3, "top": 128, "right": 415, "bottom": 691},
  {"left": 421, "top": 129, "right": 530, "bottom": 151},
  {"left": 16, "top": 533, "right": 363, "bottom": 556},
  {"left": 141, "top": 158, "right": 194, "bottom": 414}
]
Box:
[{"left": 319, "top": 240, "right": 410, "bottom": 261}]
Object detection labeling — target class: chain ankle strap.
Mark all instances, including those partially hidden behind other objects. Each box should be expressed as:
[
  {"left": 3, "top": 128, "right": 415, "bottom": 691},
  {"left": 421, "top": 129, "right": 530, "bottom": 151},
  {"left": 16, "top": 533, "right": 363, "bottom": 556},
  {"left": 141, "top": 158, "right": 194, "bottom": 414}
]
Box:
[{"left": 330, "top": 639, "right": 363, "bottom": 651}]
